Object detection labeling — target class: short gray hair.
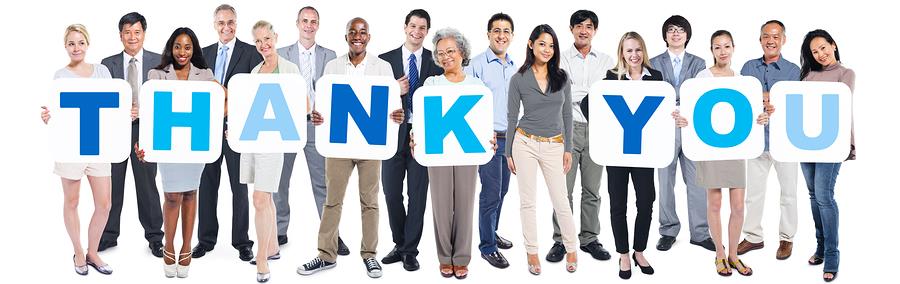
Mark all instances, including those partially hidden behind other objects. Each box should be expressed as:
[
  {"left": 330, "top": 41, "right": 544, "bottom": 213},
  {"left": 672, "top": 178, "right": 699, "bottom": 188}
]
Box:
[
  {"left": 214, "top": 4, "right": 236, "bottom": 17},
  {"left": 431, "top": 27, "right": 470, "bottom": 66}
]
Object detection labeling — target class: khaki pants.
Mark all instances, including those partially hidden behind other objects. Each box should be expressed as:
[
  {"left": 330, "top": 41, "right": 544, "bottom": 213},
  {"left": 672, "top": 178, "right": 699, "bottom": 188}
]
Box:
[
  {"left": 317, "top": 158, "right": 380, "bottom": 262},
  {"left": 743, "top": 152, "right": 798, "bottom": 243},
  {"left": 511, "top": 132, "right": 577, "bottom": 254},
  {"left": 429, "top": 165, "right": 477, "bottom": 265}
]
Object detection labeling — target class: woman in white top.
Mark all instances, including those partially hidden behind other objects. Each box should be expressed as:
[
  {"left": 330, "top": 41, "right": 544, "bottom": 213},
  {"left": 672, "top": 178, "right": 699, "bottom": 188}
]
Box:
[
  {"left": 672, "top": 30, "right": 767, "bottom": 276},
  {"left": 41, "top": 24, "right": 114, "bottom": 276}
]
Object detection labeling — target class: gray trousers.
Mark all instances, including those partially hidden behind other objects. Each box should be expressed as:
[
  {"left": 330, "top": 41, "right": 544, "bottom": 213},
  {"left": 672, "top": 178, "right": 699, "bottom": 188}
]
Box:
[
  {"left": 274, "top": 120, "right": 327, "bottom": 236},
  {"left": 553, "top": 121, "right": 602, "bottom": 244},
  {"left": 658, "top": 127, "right": 710, "bottom": 241},
  {"left": 429, "top": 165, "right": 477, "bottom": 265}
]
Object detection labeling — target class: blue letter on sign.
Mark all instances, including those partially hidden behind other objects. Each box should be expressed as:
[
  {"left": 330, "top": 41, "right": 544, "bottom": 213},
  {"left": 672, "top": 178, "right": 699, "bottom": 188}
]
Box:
[
  {"left": 329, "top": 84, "right": 388, "bottom": 145},
  {"left": 60, "top": 92, "right": 119, "bottom": 155},
  {"left": 786, "top": 94, "right": 839, "bottom": 150},
  {"left": 603, "top": 95, "right": 664, "bottom": 154},
  {"left": 693, "top": 88, "right": 752, "bottom": 148},
  {"left": 153, "top": 91, "right": 211, "bottom": 151},
  {"left": 240, "top": 83, "right": 300, "bottom": 141},
  {"left": 424, "top": 95, "right": 484, "bottom": 154}
]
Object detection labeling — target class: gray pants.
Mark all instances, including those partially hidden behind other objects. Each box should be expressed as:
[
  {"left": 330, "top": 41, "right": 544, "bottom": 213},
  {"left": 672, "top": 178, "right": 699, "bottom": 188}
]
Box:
[
  {"left": 658, "top": 127, "right": 710, "bottom": 242},
  {"left": 274, "top": 120, "right": 327, "bottom": 236},
  {"left": 429, "top": 165, "right": 477, "bottom": 265},
  {"left": 553, "top": 121, "right": 602, "bottom": 244}
]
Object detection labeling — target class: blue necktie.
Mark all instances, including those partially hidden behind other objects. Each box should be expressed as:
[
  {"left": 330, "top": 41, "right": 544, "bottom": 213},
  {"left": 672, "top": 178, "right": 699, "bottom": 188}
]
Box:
[
  {"left": 673, "top": 56, "right": 682, "bottom": 86},
  {"left": 215, "top": 45, "right": 229, "bottom": 82},
  {"left": 408, "top": 54, "right": 418, "bottom": 113}
]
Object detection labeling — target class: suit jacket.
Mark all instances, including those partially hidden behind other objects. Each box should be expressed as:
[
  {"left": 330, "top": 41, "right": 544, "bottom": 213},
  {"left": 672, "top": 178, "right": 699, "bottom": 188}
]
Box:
[
  {"left": 649, "top": 51, "right": 705, "bottom": 103},
  {"left": 148, "top": 63, "right": 215, "bottom": 81},
  {"left": 580, "top": 68, "right": 664, "bottom": 121},
  {"left": 202, "top": 38, "right": 263, "bottom": 87},
  {"left": 378, "top": 46, "right": 443, "bottom": 118},
  {"left": 101, "top": 49, "right": 162, "bottom": 83},
  {"left": 277, "top": 42, "right": 336, "bottom": 87}
]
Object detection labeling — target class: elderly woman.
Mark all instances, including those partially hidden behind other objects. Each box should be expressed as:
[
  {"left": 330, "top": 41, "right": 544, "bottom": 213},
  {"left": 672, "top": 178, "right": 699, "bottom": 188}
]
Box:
[{"left": 41, "top": 24, "right": 114, "bottom": 276}]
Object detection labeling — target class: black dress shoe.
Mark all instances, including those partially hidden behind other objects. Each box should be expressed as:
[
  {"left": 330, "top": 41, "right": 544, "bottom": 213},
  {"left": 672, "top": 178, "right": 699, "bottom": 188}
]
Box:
[
  {"left": 545, "top": 242, "right": 566, "bottom": 263},
  {"left": 278, "top": 235, "right": 288, "bottom": 246},
  {"left": 401, "top": 254, "right": 420, "bottom": 271},
  {"left": 192, "top": 245, "right": 213, "bottom": 258},
  {"left": 98, "top": 241, "right": 117, "bottom": 252},
  {"left": 481, "top": 251, "right": 510, "bottom": 268},
  {"left": 381, "top": 248, "right": 401, "bottom": 264},
  {"left": 149, "top": 242, "right": 164, "bottom": 258},
  {"left": 496, "top": 234, "right": 513, "bottom": 250},
  {"left": 337, "top": 237, "right": 350, "bottom": 256},
  {"left": 632, "top": 253, "right": 654, "bottom": 275},
  {"left": 238, "top": 246, "right": 254, "bottom": 261},
  {"left": 580, "top": 241, "right": 611, "bottom": 260},
  {"left": 656, "top": 236, "right": 676, "bottom": 251},
  {"left": 690, "top": 238, "right": 716, "bottom": 252},
  {"left": 619, "top": 259, "right": 632, "bottom": 279}
]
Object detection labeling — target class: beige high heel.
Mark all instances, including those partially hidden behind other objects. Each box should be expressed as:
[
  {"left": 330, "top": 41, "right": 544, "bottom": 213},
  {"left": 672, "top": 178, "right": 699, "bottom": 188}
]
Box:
[
  {"left": 566, "top": 252, "right": 577, "bottom": 273},
  {"left": 163, "top": 249, "right": 177, "bottom": 278},
  {"left": 176, "top": 251, "right": 192, "bottom": 278},
  {"left": 527, "top": 254, "right": 541, "bottom": 275}
]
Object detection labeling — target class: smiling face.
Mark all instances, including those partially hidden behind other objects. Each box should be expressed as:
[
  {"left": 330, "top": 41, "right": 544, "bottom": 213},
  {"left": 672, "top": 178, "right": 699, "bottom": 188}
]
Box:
[
  {"left": 530, "top": 32, "right": 555, "bottom": 65},
  {"left": 571, "top": 19, "right": 596, "bottom": 49},
  {"left": 296, "top": 8, "right": 319, "bottom": 42},
  {"left": 665, "top": 25, "right": 687, "bottom": 49},
  {"left": 404, "top": 16, "right": 428, "bottom": 47},
  {"left": 119, "top": 22, "right": 145, "bottom": 56},
  {"left": 253, "top": 27, "right": 277, "bottom": 58},
  {"left": 711, "top": 34, "right": 734, "bottom": 66},
  {"left": 172, "top": 33, "right": 194, "bottom": 67},
  {"left": 809, "top": 36, "right": 837, "bottom": 67},
  {"left": 435, "top": 37, "right": 463, "bottom": 72},
  {"left": 346, "top": 19, "right": 370, "bottom": 56},
  {"left": 759, "top": 23, "right": 785, "bottom": 60},
  {"left": 214, "top": 9, "right": 237, "bottom": 44},
  {"left": 622, "top": 38, "right": 644, "bottom": 70},
  {"left": 65, "top": 31, "right": 88, "bottom": 63},
  {"left": 487, "top": 20, "right": 513, "bottom": 56}
]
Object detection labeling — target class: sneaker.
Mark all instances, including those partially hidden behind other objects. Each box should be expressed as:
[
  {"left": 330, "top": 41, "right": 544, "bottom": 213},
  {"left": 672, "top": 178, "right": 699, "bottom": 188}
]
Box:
[
  {"left": 297, "top": 257, "right": 336, "bottom": 275},
  {"left": 364, "top": 257, "right": 383, "bottom": 278}
]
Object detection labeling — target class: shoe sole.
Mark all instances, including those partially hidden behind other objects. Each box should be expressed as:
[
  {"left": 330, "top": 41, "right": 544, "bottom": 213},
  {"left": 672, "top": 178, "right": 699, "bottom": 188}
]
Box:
[
  {"left": 736, "top": 245, "right": 764, "bottom": 255},
  {"left": 367, "top": 270, "right": 383, "bottom": 278},
  {"left": 297, "top": 264, "right": 336, "bottom": 275}
]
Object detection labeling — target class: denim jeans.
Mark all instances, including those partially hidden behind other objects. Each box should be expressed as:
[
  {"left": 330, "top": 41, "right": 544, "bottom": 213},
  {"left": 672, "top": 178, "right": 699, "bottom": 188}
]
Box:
[
  {"left": 801, "top": 162, "right": 842, "bottom": 272},
  {"left": 477, "top": 136, "right": 511, "bottom": 254}
]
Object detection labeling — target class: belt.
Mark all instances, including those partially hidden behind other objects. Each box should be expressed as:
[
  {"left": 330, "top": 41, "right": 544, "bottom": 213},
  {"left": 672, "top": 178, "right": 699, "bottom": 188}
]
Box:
[
  {"left": 516, "top": 128, "right": 563, "bottom": 143},
  {"left": 495, "top": 131, "right": 506, "bottom": 139}
]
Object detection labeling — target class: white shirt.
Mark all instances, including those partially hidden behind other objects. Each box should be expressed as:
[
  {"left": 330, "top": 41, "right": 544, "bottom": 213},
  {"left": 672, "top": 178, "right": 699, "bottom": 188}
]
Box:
[
  {"left": 217, "top": 39, "right": 237, "bottom": 75},
  {"left": 560, "top": 45, "right": 615, "bottom": 123},
  {"left": 323, "top": 52, "right": 393, "bottom": 77},
  {"left": 668, "top": 49, "right": 684, "bottom": 73},
  {"left": 123, "top": 49, "right": 144, "bottom": 84},
  {"left": 402, "top": 45, "right": 423, "bottom": 78},
  {"left": 624, "top": 67, "right": 652, "bottom": 80}
]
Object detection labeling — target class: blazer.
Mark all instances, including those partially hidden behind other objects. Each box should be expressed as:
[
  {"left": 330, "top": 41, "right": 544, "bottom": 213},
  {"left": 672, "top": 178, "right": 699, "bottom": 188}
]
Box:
[
  {"left": 277, "top": 42, "right": 336, "bottom": 86},
  {"left": 101, "top": 49, "right": 161, "bottom": 83},
  {"left": 378, "top": 46, "right": 443, "bottom": 116},
  {"left": 580, "top": 68, "right": 664, "bottom": 121},
  {"left": 202, "top": 38, "right": 263, "bottom": 87},
  {"left": 148, "top": 63, "right": 215, "bottom": 81},
  {"left": 649, "top": 51, "right": 705, "bottom": 103}
]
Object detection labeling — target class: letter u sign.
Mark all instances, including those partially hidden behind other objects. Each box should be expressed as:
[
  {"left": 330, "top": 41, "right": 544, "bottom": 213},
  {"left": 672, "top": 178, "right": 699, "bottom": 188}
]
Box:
[{"left": 768, "top": 81, "right": 852, "bottom": 162}]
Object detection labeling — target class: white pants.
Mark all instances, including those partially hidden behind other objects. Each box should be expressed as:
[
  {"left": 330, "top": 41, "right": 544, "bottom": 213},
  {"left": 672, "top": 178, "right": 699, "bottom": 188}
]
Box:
[{"left": 743, "top": 151, "right": 798, "bottom": 243}]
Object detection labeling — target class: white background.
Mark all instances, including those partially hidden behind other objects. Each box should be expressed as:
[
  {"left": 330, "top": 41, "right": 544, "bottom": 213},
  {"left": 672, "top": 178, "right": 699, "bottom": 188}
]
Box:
[{"left": 0, "top": 0, "right": 896, "bottom": 283}]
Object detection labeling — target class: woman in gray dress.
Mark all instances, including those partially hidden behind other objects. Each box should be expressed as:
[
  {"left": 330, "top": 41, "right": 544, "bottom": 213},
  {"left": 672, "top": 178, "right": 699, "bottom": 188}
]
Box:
[{"left": 137, "top": 27, "right": 217, "bottom": 279}]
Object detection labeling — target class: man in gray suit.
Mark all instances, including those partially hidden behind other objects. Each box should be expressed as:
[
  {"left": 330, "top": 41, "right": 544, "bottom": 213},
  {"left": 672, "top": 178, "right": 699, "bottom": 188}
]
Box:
[
  {"left": 649, "top": 15, "right": 714, "bottom": 252},
  {"left": 98, "top": 12, "right": 165, "bottom": 258},
  {"left": 274, "top": 6, "right": 347, "bottom": 255}
]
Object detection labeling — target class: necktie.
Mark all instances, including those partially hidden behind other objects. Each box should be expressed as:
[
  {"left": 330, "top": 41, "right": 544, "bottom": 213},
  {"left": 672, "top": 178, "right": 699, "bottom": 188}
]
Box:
[
  {"left": 673, "top": 56, "right": 682, "bottom": 86},
  {"left": 407, "top": 54, "right": 419, "bottom": 113},
  {"left": 301, "top": 51, "right": 314, "bottom": 106},
  {"left": 215, "top": 45, "right": 230, "bottom": 83},
  {"left": 127, "top": 57, "right": 139, "bottom": 107}
]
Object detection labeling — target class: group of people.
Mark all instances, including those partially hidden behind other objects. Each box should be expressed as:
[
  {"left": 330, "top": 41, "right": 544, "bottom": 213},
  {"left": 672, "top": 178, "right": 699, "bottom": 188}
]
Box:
[{"left": 43, "top": 4, "right": 854, "bottom": 284}]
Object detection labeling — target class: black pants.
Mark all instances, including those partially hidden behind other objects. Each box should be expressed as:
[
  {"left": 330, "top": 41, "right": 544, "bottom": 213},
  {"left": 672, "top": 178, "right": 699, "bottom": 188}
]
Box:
[
  {"left": 102, "top": 121, "right": 164, "bottom": 245},
  {"left": 382, "top": 123, "right": 429, "bottom": 256},
  {"left": 196, "top": 119, "right": 252, "bottom": 250},
  {"left": 607, "top": 166, "right": 656, "bottom": 254}
]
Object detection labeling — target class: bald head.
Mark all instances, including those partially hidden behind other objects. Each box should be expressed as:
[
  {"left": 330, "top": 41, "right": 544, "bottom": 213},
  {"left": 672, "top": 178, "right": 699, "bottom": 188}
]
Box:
[{"left": 346, "top": 17, "right": 368, "bottom": 33}]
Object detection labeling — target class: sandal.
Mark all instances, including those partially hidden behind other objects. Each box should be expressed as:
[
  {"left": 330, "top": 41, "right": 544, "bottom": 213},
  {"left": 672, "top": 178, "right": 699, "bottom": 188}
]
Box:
[
  {"left": 453, "top": 265, "right": 468, "bottom": 279},
  {"left": 715, "top": 258, "right": 732, "bottom": 276},
  {"left": 163, "top": 249, "right": 177, "bottom": 278},
  {"left": 177, "top": 251, "right": 192, "bottom": 278},
  {"left": 809, "top": 254, "right": 824, "bottom": 265},
  {"left": 440, "top": 264, "right": 454, "bottom": 278},
  {"left": 728, "top": 258, "right": 753, "bottom": 276},
  {"left": 527, "top": 254, "right": 541, "bottom": 275},
  {"left": 824, "top": 271, "right": 838, "bottom": 282}
]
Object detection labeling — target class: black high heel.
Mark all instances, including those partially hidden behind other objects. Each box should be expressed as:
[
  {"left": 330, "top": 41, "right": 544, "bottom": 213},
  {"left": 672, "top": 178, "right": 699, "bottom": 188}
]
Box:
[
  {"left": 618, "top": 258, "right": 632, "bottom": 279},
  {"left": 824, "top": 272, "right": 838, "bottom": 282},
  {"left": 809, "top": 254, "right": 824, "bottom": 265},
  {"left": 632, "top": 253, "right": 654, "bottom": 275}
]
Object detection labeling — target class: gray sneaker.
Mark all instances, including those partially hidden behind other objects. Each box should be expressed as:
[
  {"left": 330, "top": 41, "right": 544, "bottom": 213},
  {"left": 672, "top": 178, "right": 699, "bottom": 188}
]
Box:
[
  {"left": 364, "top": 258, "right": 383, "bottom": 278},
  {"left": 297, "top": 257, "right": 336, "bottom": 275}
]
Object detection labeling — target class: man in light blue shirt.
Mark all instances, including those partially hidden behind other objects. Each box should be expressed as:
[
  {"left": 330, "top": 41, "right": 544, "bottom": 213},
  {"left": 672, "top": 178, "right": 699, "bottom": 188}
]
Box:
[{"left": 463, "top": 12, "right": 516, "bottom": 269}]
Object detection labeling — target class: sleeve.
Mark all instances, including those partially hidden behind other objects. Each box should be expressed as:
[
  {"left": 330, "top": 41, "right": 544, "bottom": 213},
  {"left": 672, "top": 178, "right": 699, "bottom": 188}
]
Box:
[
  {"left": 739, "top": 61, "right": 752, "bottom": 76},
  {"left": 147, "top": 69, "right": 162, "bottom": 80},
  {"left": 505, "top": 74, "right": 521, "bottom": 157},
  {"left": 690, "top": 57, "right": 706, "bottom": 77},
  {"left": 844, "top": 68, "right": 856, "bottom": 160},
  {"left": 97, "top": 65, "right": 112, "bottom": 79},
  {"left": 789, "top": 64, "right": 802, "bottom": 81},
  {"left": 561, "top": 83, "right": 573, "bottom": 152}
]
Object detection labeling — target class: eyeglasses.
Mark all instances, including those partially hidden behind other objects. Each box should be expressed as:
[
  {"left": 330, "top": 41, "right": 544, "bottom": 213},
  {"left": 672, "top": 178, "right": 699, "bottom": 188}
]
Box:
[
  {"left": 666, "top": 27, "right": 686, "bottom": 34},
  {"left": 435, "top": 48, "right": 458, "bottom": 59}
]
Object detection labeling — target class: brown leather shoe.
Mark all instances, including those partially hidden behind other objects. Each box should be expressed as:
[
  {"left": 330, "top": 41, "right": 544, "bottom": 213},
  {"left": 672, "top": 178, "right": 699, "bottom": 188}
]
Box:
[
  {"left": 776, "top": 241, "right": 793, "bottom": 260},
  {"left": 736, "top": 239, "right": 764, "bottom": 255}
]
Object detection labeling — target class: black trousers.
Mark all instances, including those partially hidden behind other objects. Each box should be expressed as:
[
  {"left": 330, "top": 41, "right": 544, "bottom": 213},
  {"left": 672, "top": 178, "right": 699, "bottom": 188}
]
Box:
[
  {"left": 196, "top": 119, "right": 252, "bottom": 250},
  {"left": 102, "top": 121, "right": 164, "bottom": 245},
  {"left": 607, "top": 166, "right": 656, "bottom": 254},
  {"left": 382, "top": 123, "right": 429, "bottom": 256}
]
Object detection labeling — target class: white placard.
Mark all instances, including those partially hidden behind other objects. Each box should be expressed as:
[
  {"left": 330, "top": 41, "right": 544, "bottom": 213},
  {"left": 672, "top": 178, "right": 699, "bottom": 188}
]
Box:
[
  {"left": 227, "top": 73, "right": 308, "bottom": 153},
  {"left": 769, "top": 81, "right": 852, "bottom": 162},
  {"left": 48, "top": 78, "right": 132, "bottom": 163},
  {"left": 411, "top": 84, "right": 494, "bottom": 167},
  {"left": 680, "top": 76, "right": 765, "bottom": 161},
  {"left": 139, "top": 80, "right": 225, "bottom": 163}
]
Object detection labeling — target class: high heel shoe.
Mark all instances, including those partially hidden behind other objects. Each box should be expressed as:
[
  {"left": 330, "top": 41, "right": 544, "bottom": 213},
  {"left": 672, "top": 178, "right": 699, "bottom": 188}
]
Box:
[
  {"left": 809, "top": 254, "right": 824, "bottom": 265},
  {"left": 566, "top": 252, "right": 577, "bottom": 273},
  {"left": 256, "top": 272, "right": 271, "bottom": 283},
  {"left": 632, "top": 253, "right": 654, "bottom": 275},
  {"left": 526, "top": 254, "right": 541, "bottom": 275},
  {"left": 824, "top": 271, "right": 838, "bottom": 282},
  {"left": 73, "top": 255, "right": 88, "bottom": 276},
  {"left": 728, "top": 258, "right": 753, "bottom": 276},
  {"left": 85, "top": 255, "right": 113, "bottom": 275},
  {"left": 176, "top": 251, "right": 192, "bottom": 278},
  {"left": 715, "top": 258, "right": 732, "bottom": 276},
  {"left": 163, "top": 249, "right": 177, "bottom": 278},
  {"left": 618, "top": 258, "right": 632, "bottom": 279}
]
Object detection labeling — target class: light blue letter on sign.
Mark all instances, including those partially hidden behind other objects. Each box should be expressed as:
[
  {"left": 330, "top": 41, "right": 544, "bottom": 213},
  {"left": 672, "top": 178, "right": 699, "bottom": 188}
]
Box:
[
  {"left": 693, "top": 88, "right": 752, "bottom": 148},
  {"left": 153, "top": 91, "right": 211, "bottom": 151},
  {"left": 786, "top": 94, "right": 839, "bottom": 150},
  {"left": 423, "top": 95, "right": 484, "bottom": 154},
  {"left": 240, "top": 83, "right": 300, "bottom": 141}
]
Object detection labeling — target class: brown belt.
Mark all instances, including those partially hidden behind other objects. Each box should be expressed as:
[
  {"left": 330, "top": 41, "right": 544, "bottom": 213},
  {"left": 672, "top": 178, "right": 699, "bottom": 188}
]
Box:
[{"left": 517, "top": 128, "right": 563, "bottom": 143}]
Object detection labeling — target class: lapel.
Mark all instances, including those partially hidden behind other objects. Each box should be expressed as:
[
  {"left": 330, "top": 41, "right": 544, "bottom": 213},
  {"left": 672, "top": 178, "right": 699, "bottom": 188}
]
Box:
[
  {"left": 679, "top": 53, "right": 692, "bottom": 83},
  {"left": 658, "top": 52, "right": 674, "bottom": 82},
  {"left": 225, "top": 39, "right": 244, "bottom": 81},
  {"left": 141, "top": 49, "right": 156, "bottom": 83},
  {"left": 386, "top": 47, "right": 403, "bottom": 79},
  {"left": 109, "top": 53, "right": 124, "bottom": 79}
]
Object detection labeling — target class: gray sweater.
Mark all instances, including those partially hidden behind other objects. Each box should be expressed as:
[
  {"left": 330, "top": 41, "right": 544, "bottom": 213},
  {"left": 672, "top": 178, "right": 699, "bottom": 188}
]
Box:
[{"left": 506, "top": 68, "right": 573, "bottom": 156}]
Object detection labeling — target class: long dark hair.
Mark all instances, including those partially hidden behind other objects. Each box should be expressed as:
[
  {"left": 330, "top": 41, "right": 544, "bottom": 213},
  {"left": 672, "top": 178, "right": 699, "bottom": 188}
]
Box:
[
  {"left": 156, "top": 27, "right": 208, "bottom": 70},
  {"left": 800, "top": 29, "right": 840, "bottom": 80},
  {"left": 518, "top": 24, "right": 567, "bottom": 93}
]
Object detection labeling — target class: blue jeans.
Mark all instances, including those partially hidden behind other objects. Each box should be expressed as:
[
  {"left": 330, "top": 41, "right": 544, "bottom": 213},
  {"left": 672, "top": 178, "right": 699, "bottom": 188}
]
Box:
[
  {"left": 478, "top": 136, "right": 511, "bottom": 255},
  {"left": 801, "top": 162, "right": 841, "bottom": 272}
]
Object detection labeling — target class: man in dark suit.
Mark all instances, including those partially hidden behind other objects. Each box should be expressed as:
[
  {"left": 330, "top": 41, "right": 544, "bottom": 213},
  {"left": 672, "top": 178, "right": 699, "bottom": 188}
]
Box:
[
  {"left": 98, "top": 12, "right": 165, "bottom": 258},
  {"left": 191, "top": 4, "right": 263, "bottom": 262},
  {"left": 377, "top": 9, "right": 443, "bottom": 272}
]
